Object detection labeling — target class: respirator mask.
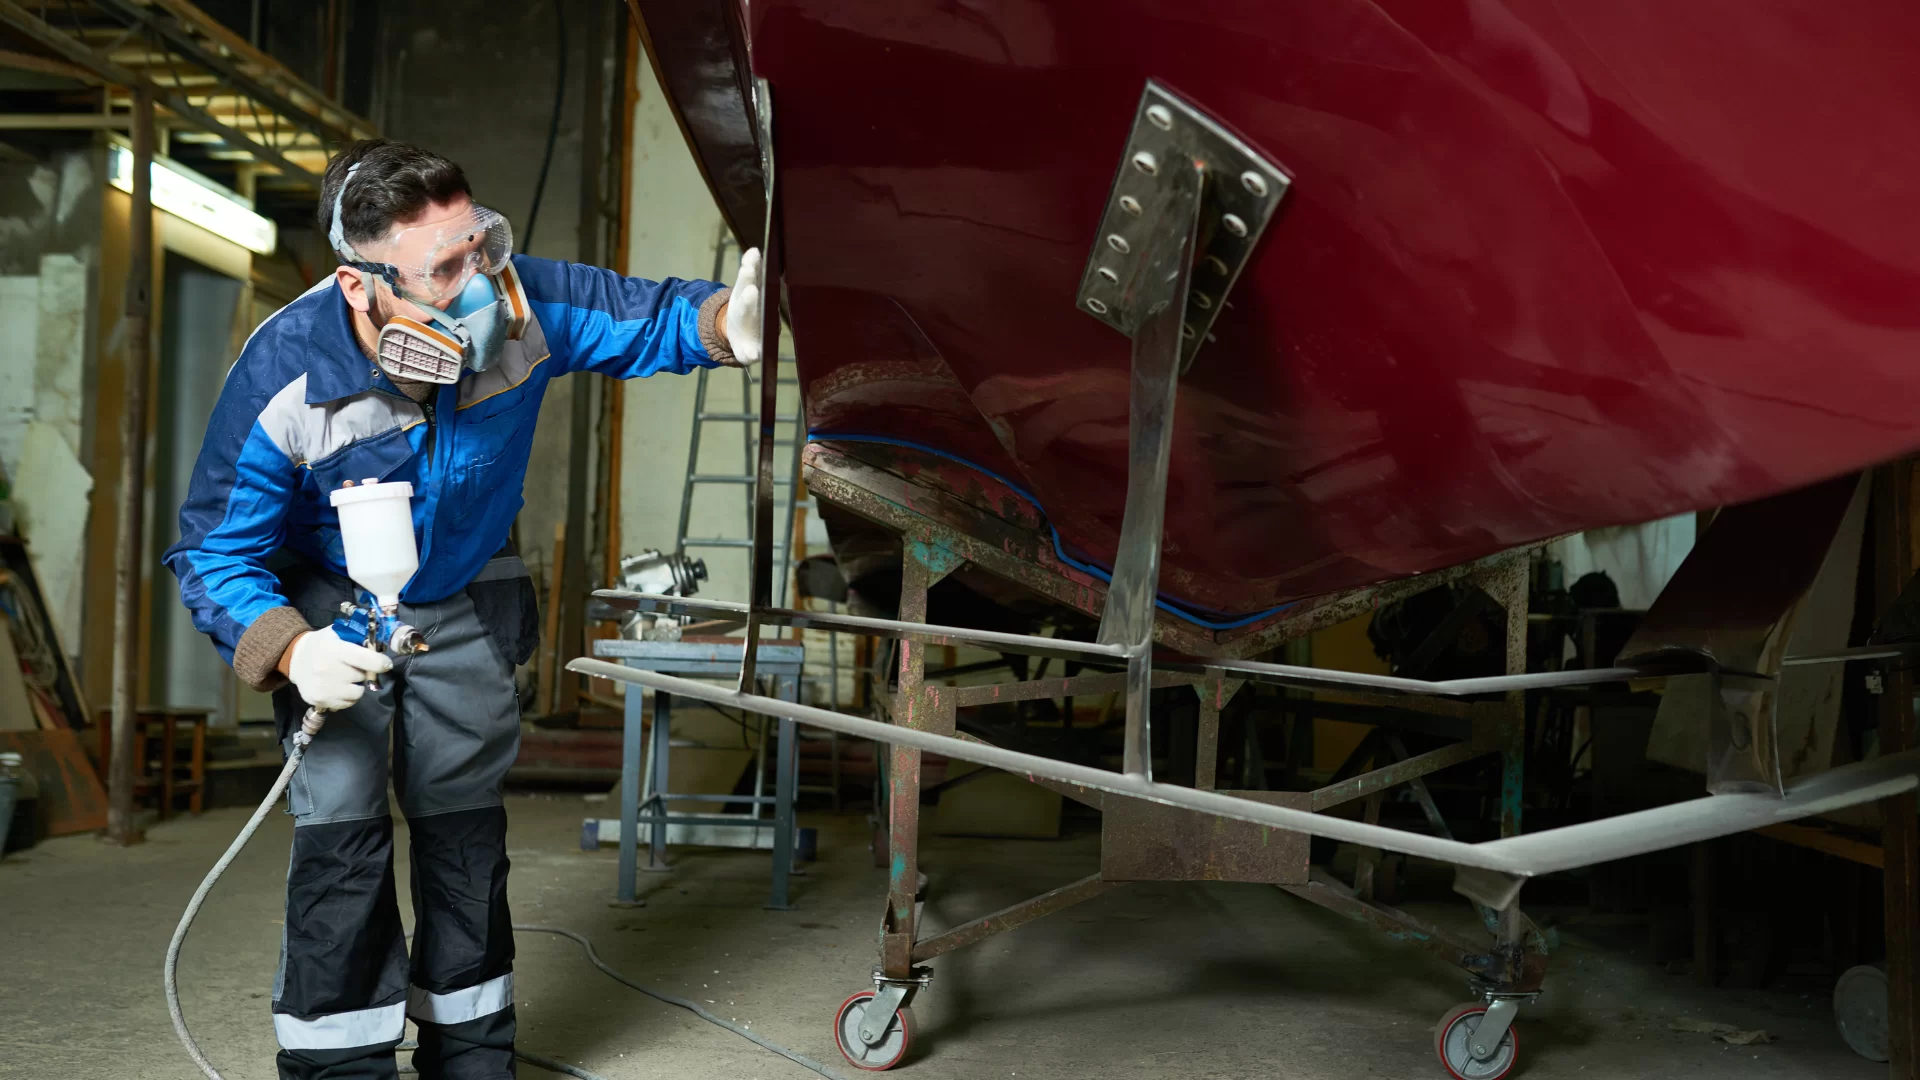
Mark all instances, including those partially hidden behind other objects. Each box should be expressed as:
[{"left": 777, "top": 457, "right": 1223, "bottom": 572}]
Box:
[{"left": 327, "top": 163, "right": 529, "bottom": 384}]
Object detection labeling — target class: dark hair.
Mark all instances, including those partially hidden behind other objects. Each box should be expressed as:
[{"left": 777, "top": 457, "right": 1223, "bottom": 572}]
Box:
[{"left": 317, "top": 138, "right": 472, "bottom": 250}]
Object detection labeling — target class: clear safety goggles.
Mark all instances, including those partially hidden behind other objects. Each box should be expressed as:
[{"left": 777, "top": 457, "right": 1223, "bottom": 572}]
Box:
[{"left": 353, "top": 204, "right": 513, "bottom": 306}]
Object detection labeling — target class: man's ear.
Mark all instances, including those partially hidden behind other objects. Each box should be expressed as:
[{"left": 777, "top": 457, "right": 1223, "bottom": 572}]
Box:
[{"left": 335, "top": 266, "right": 371, "bottom": 313}]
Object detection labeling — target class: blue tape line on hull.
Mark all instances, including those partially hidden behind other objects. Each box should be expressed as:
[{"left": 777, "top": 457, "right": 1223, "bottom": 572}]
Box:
[{"left": 805, "top": 432, "right": 1295, "bottom": 630}]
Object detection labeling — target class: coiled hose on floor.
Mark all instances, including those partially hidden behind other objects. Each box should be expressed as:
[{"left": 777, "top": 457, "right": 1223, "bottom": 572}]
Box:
[{"left": 164, "top": 719, "right": 849, "bottom": 1080}]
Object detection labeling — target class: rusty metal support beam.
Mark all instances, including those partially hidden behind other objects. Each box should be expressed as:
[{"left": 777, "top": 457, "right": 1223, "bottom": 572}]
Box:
[
  {"left": 1193, "top": 674, "right": 1242, "bottom": 791},
  {"left": 1387, "top": 733, "right": 1457, "bottom": 839},
  {"left": 912, "top": 874, "right": 1123, "bottom": 962},
  {"left": 952, "top": 731, "right": 1105, "bottom": 810},
  {"left": 1310, "top": 740, "right": 1491, "bottom": 812},
  {"left": 1353, "top": 792, "right": 1384, "bottom": 900},
  {"left": 1280, "top": 868, "right": 1526, "bottom": 983},
  {"left": 1474, "top": 557, "right": 1531, "bottom": 838},
  {"left": 882, "top": 541, "right": 958, "bottom": 979},
  {"left": 951, "top": 669, "right": 1194, "bottom": 709},
  {"left": 0, "top": 0, "right": 318, "bottom": 185}
]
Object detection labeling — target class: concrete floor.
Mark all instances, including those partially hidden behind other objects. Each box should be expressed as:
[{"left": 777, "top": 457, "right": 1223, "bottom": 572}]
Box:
[{"left": 0, "top": 793, "right": 1885, "bottom": 1080}]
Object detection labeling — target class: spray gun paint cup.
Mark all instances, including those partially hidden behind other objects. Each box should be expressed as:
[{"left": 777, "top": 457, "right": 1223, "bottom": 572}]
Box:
[{"left": 328, "top": 478, "right": 419, "bottom": 611}]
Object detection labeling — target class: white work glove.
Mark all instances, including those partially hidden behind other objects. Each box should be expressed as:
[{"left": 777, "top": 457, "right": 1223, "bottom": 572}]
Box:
[
  {"left": 722, "top": 247, "right": 764, "bottom": 367},
  {"left": 286, "top": 630, "right": 392, "bottom": 712}
]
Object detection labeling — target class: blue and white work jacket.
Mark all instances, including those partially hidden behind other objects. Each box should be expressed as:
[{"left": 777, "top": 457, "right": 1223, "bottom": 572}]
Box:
[{"left": 163, "top": 255, "right": 725, "bottom": 664}]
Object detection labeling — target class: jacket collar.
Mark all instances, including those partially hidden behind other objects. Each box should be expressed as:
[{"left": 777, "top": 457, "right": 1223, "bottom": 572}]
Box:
[{"left": 303, "top": 283, "right": 408, "bottom": 404}]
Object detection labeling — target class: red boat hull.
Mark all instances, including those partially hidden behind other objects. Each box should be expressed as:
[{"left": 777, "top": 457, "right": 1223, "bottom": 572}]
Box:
[{"left": 733, "top": 0, "right": 1920, "bottom": 617}]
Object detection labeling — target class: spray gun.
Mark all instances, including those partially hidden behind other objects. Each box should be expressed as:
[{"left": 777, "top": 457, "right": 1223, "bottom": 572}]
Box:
[{"left": 289, "top": 478, "right": 429, "bottom": 748}]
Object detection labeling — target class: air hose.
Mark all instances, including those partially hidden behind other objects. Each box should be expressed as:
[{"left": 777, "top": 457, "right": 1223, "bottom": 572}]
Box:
[
  {"left": 164, "top": 709, "right": 850, "bottom": 1080},
  {"left": 165, "top": 711, "right": 324, "bottom": 1080}
]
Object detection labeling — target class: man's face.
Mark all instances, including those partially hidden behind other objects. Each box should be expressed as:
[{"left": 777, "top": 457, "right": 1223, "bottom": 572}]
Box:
[{"left": 337, "top": 193, "right": 484, "bottom": 322}]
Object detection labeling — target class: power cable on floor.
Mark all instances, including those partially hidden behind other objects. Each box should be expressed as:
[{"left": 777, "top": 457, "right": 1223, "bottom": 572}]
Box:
[{"left": 515, "top": 925, "right": 851, "bottom": 1080}]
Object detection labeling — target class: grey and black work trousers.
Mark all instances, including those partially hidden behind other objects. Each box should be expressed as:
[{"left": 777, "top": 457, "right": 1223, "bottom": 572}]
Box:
[{"left": 269, "top": 555, "right": 539, "bottom": 1080}]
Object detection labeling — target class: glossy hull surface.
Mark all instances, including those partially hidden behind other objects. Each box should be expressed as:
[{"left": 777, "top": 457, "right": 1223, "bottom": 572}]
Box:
[{"left": 742, "top": 0, "right": 1920, "bottom": 616}]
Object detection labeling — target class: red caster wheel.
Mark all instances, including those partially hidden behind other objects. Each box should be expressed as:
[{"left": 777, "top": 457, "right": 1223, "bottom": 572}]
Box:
[
  {"left": 834, "top": 990, "right": 915, "bottom": 1071},
  {"left": 1435, "top": 1002, "right": 1518, "bottom": 1079}
]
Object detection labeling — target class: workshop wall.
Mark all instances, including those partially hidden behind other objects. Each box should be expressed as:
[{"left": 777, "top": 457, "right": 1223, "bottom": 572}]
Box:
[
  {"left": 82, "top": 161, "right": 262, "bottom": 719},
  {"left": 0, "top": 146, "right": 101, "bottom": 679}
]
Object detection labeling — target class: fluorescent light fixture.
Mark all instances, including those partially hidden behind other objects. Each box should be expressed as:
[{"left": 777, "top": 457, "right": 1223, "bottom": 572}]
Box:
[{"left": 107, "top": 140, "right": 277, "bottom": 255}]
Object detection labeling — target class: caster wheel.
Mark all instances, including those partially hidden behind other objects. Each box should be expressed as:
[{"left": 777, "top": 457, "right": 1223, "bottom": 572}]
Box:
[
  {"left": 834, "top": 990, "right": 915, "bottom": 1071},
  {"left": 1435, "top": 1003, "right": 1517, "bottom": 1080}
]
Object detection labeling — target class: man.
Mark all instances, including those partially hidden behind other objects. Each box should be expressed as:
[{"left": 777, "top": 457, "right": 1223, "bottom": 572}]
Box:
[{"left": 163, "top": 138, "right": 762, "bottom": 1080}]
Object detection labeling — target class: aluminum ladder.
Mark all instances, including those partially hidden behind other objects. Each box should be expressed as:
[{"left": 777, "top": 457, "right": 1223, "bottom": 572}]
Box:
[{"left": 673, "top": 234, "right": 806, "bottom": 609}]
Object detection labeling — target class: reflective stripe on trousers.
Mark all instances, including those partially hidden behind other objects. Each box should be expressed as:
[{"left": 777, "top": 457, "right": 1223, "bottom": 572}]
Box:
[
  {"left": 273, "top": 1001, "right": 407, "bottom": 1051},
  {"left": 409, "top": 973, "right": 514, "bottom": 1025}
]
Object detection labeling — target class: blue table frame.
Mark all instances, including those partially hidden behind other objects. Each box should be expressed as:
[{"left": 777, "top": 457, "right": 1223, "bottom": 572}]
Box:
[{"left": 593, "top": 638, "right": 805, "bottom": 909}]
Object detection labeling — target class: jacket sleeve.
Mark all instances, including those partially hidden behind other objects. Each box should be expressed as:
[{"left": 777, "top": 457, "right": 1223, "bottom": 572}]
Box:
[
  {"left": 511, "top": 254, "right": 733, "bottom": 377},
  {"left": 161, "top": 357, "right": 309, "bottom": 690}
]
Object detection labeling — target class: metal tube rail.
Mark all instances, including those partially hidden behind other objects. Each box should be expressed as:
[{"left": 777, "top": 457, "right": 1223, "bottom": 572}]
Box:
[
  {"left": 597, "top": 590, "right": 1129, "bottom": 663},
  {"left": 568, "top": 658, "right": 1920, "bottom": 882},
  {"left": 596, "top": 590, "right": 1694, "bottom": 693},
  {"left": 600, "top": 588, "right": 1905, "bottom": 697}
]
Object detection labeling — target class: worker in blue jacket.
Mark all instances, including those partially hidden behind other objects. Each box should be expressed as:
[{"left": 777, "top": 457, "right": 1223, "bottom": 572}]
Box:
[{"left": 162, "top": 138, "right": 763, "bottom": 1080}]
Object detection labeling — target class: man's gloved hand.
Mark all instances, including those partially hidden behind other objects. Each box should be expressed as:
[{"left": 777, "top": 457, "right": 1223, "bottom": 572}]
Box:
[
  {"left": 721, "top": 247, "right": 764, "bottom": 368},
  {"left": 286, "top": 630, "right": 393, "bottom": 711}
]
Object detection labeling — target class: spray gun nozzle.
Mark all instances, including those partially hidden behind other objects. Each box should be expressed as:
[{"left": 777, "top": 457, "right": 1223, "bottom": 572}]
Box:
[{"left": 387, "top": 623, "right": 428, "bottom": 657}]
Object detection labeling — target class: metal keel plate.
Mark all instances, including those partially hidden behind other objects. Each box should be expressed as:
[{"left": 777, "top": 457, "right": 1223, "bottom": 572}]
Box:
[{"left": 1076, "top": 80, "right": 1291, "bottom": 367}]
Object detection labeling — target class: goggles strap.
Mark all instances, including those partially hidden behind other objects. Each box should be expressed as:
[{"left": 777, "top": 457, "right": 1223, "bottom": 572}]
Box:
[{"left": 327, "top": 163, "right": 365, "bottom": 264}]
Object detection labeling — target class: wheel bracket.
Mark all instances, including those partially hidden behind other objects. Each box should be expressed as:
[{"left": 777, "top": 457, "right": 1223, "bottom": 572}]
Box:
[
  {"left": 859, "top": 966, "right": 933, "bottom": 1046},
  {"left": 1468, "top": 994, "right": 1526, "bottom": 1061}
]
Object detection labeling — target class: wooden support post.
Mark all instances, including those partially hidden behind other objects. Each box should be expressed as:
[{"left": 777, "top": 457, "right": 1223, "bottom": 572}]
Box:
[
  {"left": 107, "top": 89, "right": 154, "bottom": 847},
  {"left": 1874, "top": 462, "right": 1919, "bottom": 1077}
]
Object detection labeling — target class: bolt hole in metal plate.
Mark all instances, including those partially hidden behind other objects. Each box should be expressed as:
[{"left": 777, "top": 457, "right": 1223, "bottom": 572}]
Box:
[{"left": 1076, "top": 80, "right": 1291, "bottom": 368}]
